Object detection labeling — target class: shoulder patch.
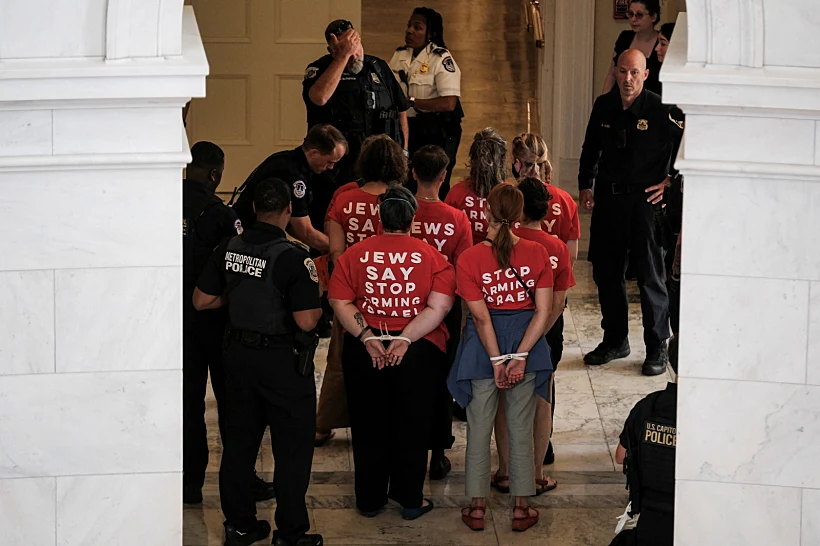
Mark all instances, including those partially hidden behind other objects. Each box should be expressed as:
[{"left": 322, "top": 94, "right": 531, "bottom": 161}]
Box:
[
  {"left": 433, "top": 47, "right": 449, "bottom": 56},
  {"left": 233, "top": 218, "right": 243, "bottom": 235},
  {"left": 304, "top": 66, "right": 319, "bottom": 80},
  {"left": 293, "top": 180, "right": 307, "bottom": 199},
  {"left": 442, "top": 57, "right": 456, "bottom": 73},
  {"left": 304, "top": 258, "right": 319, "bottom": 283},
  {"left": 668, "top": 113, "right": 684, "bottom": 130}
]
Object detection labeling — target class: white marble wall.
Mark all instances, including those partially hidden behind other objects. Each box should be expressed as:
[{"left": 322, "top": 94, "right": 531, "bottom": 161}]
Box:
[
  {"left": 0, "top": 3, "right": 205, "bottom": 544},
  {"left": 663, "top": 8, "right": 820, "bottom": 545}
]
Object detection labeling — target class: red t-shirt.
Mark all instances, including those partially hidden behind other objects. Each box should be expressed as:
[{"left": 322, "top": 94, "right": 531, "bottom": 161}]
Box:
[
  {"left": 324, "top": 181, "right": 361, "bottom": 224},
  {"left": 513, "top": 226, "right": 576, "bottom": 292},
  {"left": 444, "top": 181, "right": 490, "bottom": 245},
  {"left": 410, "top": 200, "right": 473, "bottom": 266},
  {"left": 326, "top": 188, "right": 383, "bottom": 248},
  {"left": 329, "top": 235, "right": 456, "bottom": 352},
  {"left": 456, "top": 239, "right": 553, "bottom": 310},
  {"left": 543, "top": 183, "right": 581, "bottom": 243}
]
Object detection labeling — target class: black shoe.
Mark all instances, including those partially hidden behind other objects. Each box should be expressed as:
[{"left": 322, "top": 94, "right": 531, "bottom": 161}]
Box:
[
  {"left": 429, "top": 452, "right": 451, "bottom": 480},
  {"left": 642, "top": 346, "right": 669, "bottom": 376},
  {"left": 543, "top": 441, "right": 555, "bottom": 465},
  {"left": 183, "top": 485, "right": 203, "bottom": 505},
  {"left": 316, "top": 316, "right": 332, "bottom": 339},
  {"left": 272, "top": 533, "right": 324, "bottom": 546},
  {"left": 584, "top": 340, "right": 630, "bottom": 366},
  {"left": 253, "top": 473, "right": 275, "bottom": 502},
  {"left": 452, "top": 401, "right": 467, "bottom": 422},
  {"left": 224, "top": 520, "right": 271, "bottom": 546}
]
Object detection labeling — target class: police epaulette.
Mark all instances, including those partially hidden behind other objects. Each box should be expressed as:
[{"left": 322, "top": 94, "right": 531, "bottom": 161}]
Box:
[
  {"left": 286, "top": 238, "right": 310, "bottom": 252},
  {"left": 396, "top": 45, "right": 409, "bottom": 51},
  {"left": 432, "top": 47, "right": 449, "bottom": 56}
]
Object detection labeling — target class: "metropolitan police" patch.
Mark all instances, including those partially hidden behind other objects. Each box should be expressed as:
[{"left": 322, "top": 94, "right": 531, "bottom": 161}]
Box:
[
  {"left": 304, "top": 258, "right": 319, "bottom": 283},
  {"left": 642, "top": 420, "right": 676, "bottom": 448}
]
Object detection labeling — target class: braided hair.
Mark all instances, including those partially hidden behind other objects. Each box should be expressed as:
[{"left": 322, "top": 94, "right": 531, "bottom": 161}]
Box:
[
  {"left": 512, "top": 133, "right": 553, "bottom": 184},
  {"left": 412, "top": 7, "right": 446, "bottom": 49},
  {"left": 467, "top": 128, "right": 508, "bottom": 198}
]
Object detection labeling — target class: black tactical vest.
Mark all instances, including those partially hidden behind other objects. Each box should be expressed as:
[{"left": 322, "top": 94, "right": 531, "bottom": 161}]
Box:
[
  {"left": 363, "top": 57, "right": 401, "bottom": 144},
  {"left": 223, "top": 236, "right": 298, "bottom": 336},
  {"left": 636, "top": 393, "right": 677, "bottom": 513}
]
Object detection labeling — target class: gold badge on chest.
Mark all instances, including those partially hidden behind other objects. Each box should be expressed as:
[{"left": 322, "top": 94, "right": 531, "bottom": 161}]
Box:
[
  {"left": 637, "top": 119, "right": 649, "bottom": 131},
  {"left": 419, "top": 62, "right": 429, "bottom": 74}
]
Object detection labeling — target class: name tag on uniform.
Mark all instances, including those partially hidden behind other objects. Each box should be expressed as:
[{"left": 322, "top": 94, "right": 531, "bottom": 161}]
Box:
[{"left": 642, "top": 421, "right": 676, "bottom": 448}]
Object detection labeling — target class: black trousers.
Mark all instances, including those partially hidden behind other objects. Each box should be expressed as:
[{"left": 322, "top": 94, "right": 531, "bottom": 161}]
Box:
[
  {"left": 404, "top": 117, "right": 462, "bottom": 200},
  {"left": 544, "top": 313, "right": 564, "bottom": 425},
  {"left": 635, "top": 508, "right": 674, "bottom": 546},
  {"left": 219, "top": 342, "right": 316, "bottom": 543},
  {"left": 342, "top": 333, "right": 441, "bottom": 511},
  {"left": 590, "top": 190, "right": 669, "bottom": 351},
  {"left": 183, "top": 318, "right": 227, "bottom": 491},
  {"left": 431, "top": 298, "right": 463, "bottom": 451}
]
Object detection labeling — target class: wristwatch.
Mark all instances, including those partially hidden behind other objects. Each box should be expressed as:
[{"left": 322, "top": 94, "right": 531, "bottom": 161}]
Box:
[{"left": 408, "top": 97, "right": 415, "bottom": 109}]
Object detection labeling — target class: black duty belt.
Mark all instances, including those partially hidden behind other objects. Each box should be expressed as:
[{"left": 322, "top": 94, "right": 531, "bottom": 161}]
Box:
[{"left": 226, "top": 328, "right": 294, "bottom": 349}]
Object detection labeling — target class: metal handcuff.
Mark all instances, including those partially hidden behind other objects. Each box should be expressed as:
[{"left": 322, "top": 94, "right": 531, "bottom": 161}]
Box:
[{"left": 490, "top": 352, "right": 529, "bottom": 366}]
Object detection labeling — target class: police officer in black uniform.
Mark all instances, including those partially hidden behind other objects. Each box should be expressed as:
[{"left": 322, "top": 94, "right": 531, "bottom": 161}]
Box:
[
  {"left": 612, "top": 350, "right": 678, "bottom": 546},
  {"left": 182, "top": 142, "right": 243, "bottom": 505},
  {"left": 232, "top": 124, "right": 349, "bottom": 251},
  {"left": 303, "top": 20, "right": 410, "bottom": 184},
  {"left": 194, "top": 178, "right": 323, "bottom": 546},
  {"left": 578, "top": 49, "right": 683, "bottom": 376}
]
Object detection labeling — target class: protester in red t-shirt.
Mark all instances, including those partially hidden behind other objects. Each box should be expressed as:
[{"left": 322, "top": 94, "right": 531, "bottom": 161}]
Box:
[
  {"left": 408, "top": 145, "right": 473, "bottom": 480},
  {"left": 448, "top": 184, "right": 554, "bottom": 533},
  {"left": 444, "top": 128, "right": 508, "bottom": 245},
  {"left": 490, "top": 178, "right": 578, "bottom": 501},
  {"left": 329, "top": 186, "right": 455, "bottom": 521},
  {"left": 315, "top": 135, "right": 407, "bottom": 446},
  {"left": 511, "top": 133, "right": 581, "bottom": 263}
]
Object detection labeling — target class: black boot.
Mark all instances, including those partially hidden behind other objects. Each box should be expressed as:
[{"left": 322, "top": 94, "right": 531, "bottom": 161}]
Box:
[
  {"left": 223, "top": 520, "right": 271, "bottom": 546},
  {"left": 429, "top": 451, "right": 451, "bottom": 480},
  {"left": 272, "top": 532, "right": 324, "bottom": 546},
  {"left": 252, "top": 473, "right": 275, "bottom": 502},
  {"left": 584, "top": 340, "right": 630, "bottom": 366},
  {"left": 642, "top": 346, "right": 669, "bottom": 376}
]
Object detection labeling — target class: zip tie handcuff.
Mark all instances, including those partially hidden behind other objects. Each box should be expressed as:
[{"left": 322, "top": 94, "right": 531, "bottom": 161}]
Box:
[
  {"left": 489, "top": 352, "right": 529, "bottom": 366},
  {"left": 362, "top": 322, "right": 412, "bottom": 345}
]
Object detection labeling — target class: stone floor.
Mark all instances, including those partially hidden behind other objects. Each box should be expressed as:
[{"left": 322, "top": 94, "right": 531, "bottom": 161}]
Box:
[{"left": 182, "top": 253, "right": 673, "bottom": 545}]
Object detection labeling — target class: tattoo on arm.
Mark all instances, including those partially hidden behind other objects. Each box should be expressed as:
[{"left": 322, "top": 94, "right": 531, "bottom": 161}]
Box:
[{"left": 354, "top": 312, "right": 366, "bottom": 333}]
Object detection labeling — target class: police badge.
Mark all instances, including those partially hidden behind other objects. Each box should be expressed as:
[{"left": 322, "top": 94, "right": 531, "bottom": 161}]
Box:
[
  {"left": 370, "top": 72, "right": 381, "bottom": 85},
  {"left": 420, "top": 62, "right": 429, "bottom": 74},
  {"left": 637, "top": 119, "right": 649, "bottom": 131}
]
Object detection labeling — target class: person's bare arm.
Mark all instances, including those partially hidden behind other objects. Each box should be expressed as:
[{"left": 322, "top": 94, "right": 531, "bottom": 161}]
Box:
[
  {"left": 615, "top": 443, "right": 627, "bottom": 465},
  {"left": 567, "top": 239, "right": 579, "bottom": 266},
  {"left": 467, "top": 298, "right": 511, "bottom": 388},
  {"left": 308, "top": 30, "right": 361, "bottom": 106},
  {"left": 329, "top": 299, "right": 387, "bottom": 367},
  {"left": 293, "top": 309, "right": 322, "bottom": 331},
  {"left": 544, "top": 289, "right": 567, "bottom": 333},
  {"left": 290, "top": 216, "right": 329, "bottom": 252},
  {"left": 399, "top": 110, "right": 409, "bottom": 151},
  {"left": 413, "top": 96, "right": 457, "bottom": 112},
  {"left": 383, "top": 291, "right": 454, "bottom": 365},
  {"left": 601, "top": 57, "right": 617, "bottom": 95},
  {"left": 193, "top": 288, "right": 225, "bottom": 311},
  {"left": 326, "top": 219, "right": 345, "bottom": 263},
  {"left": 505, "top": 287, "right": 553, "bottom": 384}
]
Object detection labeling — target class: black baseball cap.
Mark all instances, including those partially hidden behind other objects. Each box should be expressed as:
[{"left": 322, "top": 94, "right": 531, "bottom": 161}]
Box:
[{"left": 325, "top": 19, "right": 354, "bottom": 43}]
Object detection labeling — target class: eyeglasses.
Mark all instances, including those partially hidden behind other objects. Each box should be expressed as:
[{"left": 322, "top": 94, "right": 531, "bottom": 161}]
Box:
[{"left": 627, "top": 11, "right": 647, "bottom": 19}]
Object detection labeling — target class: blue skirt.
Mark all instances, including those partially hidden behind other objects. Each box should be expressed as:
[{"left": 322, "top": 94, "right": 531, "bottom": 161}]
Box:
[{"left": 447, "top": 309, "right": 553, "bottom": 408}]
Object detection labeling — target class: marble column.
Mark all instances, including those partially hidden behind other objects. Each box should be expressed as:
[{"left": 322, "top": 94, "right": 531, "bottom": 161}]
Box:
[
  {"left": 0, "top": 2, "right": 206, "bottom": 544},
  {"left": 662, "top": 4, "right": 820, "bottom": 545}
]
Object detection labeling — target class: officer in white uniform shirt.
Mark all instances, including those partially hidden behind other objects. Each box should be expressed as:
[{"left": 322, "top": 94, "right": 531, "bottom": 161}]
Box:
[{"left": 389, "top": 7, "right": 464, "bottom": 198}]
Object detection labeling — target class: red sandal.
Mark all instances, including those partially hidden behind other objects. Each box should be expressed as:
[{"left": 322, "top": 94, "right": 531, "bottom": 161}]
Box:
[
  {"left": 461, "top": 506, "right": 486, "bottom": 531},
  {"left": 512, "top": 505, "right": 539, "bottom": 532}
]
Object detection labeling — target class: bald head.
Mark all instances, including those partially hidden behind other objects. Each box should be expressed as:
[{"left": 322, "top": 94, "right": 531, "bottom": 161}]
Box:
[{"left": 616, "top": 48, "right": 649, "bottom": 106}]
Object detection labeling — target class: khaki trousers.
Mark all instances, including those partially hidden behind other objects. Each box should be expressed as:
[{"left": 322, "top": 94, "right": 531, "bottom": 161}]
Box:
[{"left": 316, "top": 319, "right": 349, "bottom": 431}]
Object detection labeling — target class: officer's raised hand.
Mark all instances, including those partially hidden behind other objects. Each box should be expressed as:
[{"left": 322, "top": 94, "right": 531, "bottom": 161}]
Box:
[
  {"left": 329, "top": 28, "right": 361, "bottom": 59},
  {"left": 580, "top": 189, "right": 595, "bottom": 211},
  {"left": 645, "top": 176, "right": 671, "bottom": 205}
]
